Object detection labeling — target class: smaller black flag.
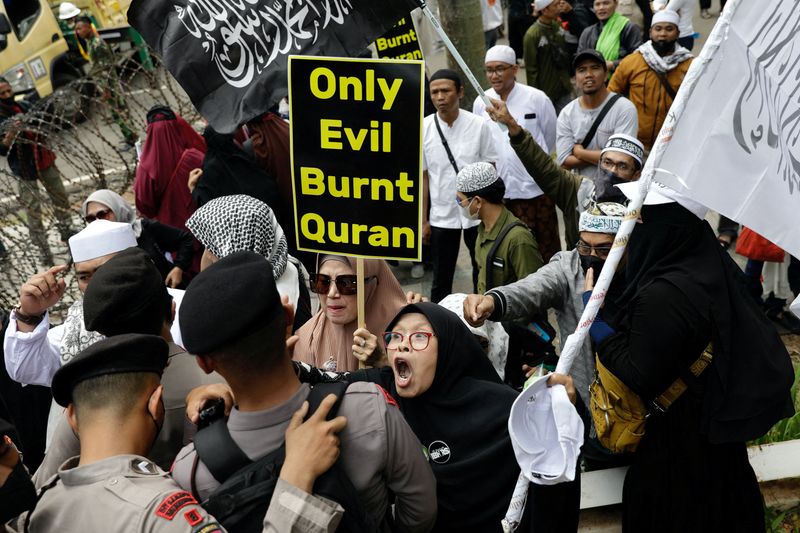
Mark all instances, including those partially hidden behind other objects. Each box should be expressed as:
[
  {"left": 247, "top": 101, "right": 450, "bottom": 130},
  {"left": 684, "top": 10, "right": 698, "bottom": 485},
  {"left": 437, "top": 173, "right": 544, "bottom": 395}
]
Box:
[{"left": 128, "top": 0, "right": 417, "bottom": 132}]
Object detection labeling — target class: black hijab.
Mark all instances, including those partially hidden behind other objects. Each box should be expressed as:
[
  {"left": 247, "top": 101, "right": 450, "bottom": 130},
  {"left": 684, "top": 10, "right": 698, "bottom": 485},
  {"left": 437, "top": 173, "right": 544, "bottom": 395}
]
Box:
[
  {"left": 610, "top": 202, "right": 794, "bottom": 443},
  {"left": 379, "top": 303, "right": 525, "bottom": 532}
]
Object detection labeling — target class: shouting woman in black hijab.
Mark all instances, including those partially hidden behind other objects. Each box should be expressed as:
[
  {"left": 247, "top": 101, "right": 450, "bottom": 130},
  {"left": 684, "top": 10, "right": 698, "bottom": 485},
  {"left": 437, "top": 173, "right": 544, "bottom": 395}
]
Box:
[
  {"left": 354, "top": 302, "right": 580, "bottom": 533},
  {"left": 593, "top": 198, "right": 795, "bottom": 532}
]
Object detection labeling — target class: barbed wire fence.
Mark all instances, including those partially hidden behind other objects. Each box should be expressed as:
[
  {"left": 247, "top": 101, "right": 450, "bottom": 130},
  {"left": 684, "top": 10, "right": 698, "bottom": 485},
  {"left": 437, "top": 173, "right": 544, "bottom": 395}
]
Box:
[{"left": 0, "top": 44, "right": 202, "bottom": 320}]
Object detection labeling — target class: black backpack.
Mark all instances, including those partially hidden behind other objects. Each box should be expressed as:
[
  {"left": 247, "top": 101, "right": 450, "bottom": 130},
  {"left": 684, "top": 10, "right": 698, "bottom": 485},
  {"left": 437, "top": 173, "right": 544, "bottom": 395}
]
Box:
[{"left": 191, "top": 382, "right": 376, "bottom": 532}]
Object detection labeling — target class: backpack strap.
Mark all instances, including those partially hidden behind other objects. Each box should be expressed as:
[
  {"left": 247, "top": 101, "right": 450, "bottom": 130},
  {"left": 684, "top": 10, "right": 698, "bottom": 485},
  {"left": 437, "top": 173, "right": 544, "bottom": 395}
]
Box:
[
  {"left": 485, "top": 221, "right": 528, "bottom": 291},
  {"left": 23, "top": 474, "right": 60, "bottom": 533},
  {"left": 655, "top": 71, "right": 678, "bottom": 100},
  {"left": 580, "top": 93, "right": 622, "bottom": 147},
  {"left": 193, "top": 419, "right": 252, "bottom": 484},
  {"left": 651, "top": 344, "right": 713, "bottom": 413},
  {"left": 305, "top": 381, "right": 349, "bottom": 420},
  {"left": 193, "top": 381, "right": 348, "bottom": 487},
  {"left": 433, "top": 113, "right": 460, "bottom": 175}
]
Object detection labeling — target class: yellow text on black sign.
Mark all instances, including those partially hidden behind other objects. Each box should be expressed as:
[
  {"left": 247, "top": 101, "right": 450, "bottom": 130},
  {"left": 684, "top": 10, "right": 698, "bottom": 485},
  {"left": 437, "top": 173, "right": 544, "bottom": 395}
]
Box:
[{"left": 289, "top": 56, "right": 424, "bottom": 261}]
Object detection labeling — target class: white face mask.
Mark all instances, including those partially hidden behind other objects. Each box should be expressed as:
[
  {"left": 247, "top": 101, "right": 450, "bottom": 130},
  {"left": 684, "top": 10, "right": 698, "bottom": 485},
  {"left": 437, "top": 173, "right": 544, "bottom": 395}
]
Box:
[{"left": 459, "top": 197, "right": 480, "bottom": 220}]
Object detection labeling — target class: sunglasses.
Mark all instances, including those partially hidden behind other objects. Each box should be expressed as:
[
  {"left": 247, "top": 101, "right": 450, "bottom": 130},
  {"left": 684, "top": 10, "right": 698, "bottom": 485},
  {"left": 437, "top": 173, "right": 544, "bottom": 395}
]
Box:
[
  {"left": 84, "top": 208, "right": 112, "bottom": 223},
  {"left": 309, "top": 273, "right": 376, "bottom": 295}
]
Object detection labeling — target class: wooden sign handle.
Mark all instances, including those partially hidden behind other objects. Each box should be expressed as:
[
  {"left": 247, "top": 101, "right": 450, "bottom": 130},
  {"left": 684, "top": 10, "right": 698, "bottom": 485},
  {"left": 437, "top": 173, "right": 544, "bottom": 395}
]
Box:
[{"left": 356, "top": 257, "right": 366, "bottom": 369}]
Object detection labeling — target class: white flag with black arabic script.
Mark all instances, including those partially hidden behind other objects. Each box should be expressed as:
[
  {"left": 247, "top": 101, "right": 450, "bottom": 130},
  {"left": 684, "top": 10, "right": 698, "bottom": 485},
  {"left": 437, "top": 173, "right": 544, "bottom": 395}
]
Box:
[{"left": 654, "top": 0, "right": 800, "bottom": 257}]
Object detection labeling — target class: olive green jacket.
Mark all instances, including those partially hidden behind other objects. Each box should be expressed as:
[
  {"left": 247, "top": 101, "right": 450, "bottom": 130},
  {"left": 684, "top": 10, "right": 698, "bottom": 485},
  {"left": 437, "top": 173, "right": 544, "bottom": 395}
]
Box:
[
  {"left": 476, "top": 206, "right": 544, "bottom": 293},
  {"left": 509, "top": 128, "right": 583, "bottom": 248}
]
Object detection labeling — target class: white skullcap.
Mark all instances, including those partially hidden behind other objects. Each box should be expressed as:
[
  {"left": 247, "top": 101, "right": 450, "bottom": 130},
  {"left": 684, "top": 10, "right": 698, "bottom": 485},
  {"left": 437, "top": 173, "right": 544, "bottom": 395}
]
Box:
[
  {"left": 615, "top": 181, "right": 709, "bottom": 219},
  {"left": 579, "top": 202, "right": 625, "bottom": 234},
  {"left": 509, "top": 375, "right": 584, "bottom": 486},
  {"left": 601, "top": 133, "right": 645, "bottom": 167},
  {"left": 456, "top": 162, "right": 498, "bottom": 193},
  {"left": 58, "top": 2, "right": 80, "bottom": 19},
  {"left": 437, "top": 293, "right": 508, "bottom": 380},
  {"left": 652, "top": 9, "right": 680, "bottom": 26},
  {"left": 485, "top": 45, "right": 516, "bottom": 66},
  {"left": 534, "top": 0, "right": 556, "bottom": 11},
  {"left": 69, "top": 220, "right": 137, "bottom": 263}
]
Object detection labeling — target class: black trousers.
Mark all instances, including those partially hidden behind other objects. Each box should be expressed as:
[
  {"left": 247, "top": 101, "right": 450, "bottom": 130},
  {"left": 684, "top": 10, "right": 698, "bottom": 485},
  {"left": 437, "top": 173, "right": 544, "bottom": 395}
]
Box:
[
  {"left": 508, "top": 15, "right": 534, "bottom": 59},
  {"left": 636, "top": 0, "right": 653, "bottom": 33},
  {"left": 430, "top": 225, "right": 478, "bottom": 303},
  {"left": 699, "top": 0, "right": 726, "bottom": 10}
]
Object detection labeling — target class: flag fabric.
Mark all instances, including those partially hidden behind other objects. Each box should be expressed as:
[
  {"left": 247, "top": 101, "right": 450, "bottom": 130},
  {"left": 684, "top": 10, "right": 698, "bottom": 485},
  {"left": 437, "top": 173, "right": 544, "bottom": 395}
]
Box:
[
  {"left": 128, "top": 0, "right": 416, "bottom": 133},
  {"left": 654, "top": 0, "right": 800, "bottom": 257}
]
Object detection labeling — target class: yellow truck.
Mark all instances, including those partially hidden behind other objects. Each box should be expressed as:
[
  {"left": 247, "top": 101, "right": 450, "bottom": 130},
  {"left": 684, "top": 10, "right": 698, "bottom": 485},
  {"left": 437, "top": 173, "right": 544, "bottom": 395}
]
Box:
[
  {"left": 0, "top": 0, "right": 145, "bottom": 101},
  {"left": 0, "top": 0, "right": 82, "bottom": 99}
]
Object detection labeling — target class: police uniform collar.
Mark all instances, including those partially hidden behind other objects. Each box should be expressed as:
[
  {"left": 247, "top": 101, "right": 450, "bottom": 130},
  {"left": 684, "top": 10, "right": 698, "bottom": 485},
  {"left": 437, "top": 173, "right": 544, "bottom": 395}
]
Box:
[
  {"left": 167, "top": 341, "right": 185, "bottom": 359},
  {"left": 58, "top": 455, "right": 164, "bottom": 487},
  {"left": 226, "top": 384, "right": 310, "bottom": 432}
]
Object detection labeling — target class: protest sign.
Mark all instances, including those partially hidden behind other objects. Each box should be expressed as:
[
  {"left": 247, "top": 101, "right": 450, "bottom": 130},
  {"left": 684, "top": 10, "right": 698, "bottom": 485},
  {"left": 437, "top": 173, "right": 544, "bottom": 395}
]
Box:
[
  {"left": 128, "top": 0, "right": 415, "bottom": 133},
  {"left": 289, "top": 56, "right": 424, "bottom": 261},
  {"left": 375, "top": 17, "right": 423, "bottom": 60},
  {"left": 653, "top": 0, "right": 800, "bottom": 258}
]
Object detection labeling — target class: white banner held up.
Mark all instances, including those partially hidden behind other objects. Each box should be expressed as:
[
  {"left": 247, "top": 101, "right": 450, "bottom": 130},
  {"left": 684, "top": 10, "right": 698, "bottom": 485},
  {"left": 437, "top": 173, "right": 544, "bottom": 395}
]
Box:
[{"left": 655, "top": 0, "right": 800, "bottom": 258}]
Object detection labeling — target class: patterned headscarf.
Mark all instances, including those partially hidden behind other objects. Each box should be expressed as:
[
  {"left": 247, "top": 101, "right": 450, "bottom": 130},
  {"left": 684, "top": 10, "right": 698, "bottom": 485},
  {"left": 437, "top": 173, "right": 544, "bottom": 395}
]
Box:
[{"left": 186, "top": 194, "right": 288, "bottom": 279}]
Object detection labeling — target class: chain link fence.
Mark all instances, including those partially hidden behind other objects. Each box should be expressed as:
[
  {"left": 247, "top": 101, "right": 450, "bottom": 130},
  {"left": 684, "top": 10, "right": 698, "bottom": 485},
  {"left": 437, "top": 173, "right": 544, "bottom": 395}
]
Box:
[{"left": 0, "top": 47, "right": 201, "bottom": 320}]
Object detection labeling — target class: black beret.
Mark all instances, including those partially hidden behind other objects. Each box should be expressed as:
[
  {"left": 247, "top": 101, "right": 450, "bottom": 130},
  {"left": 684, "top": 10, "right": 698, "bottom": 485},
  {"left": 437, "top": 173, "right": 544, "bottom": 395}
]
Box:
[
  {"left": 179, "top": 251, "right": 281, "bottom": 355},
  {"left": 83, "top": 247, "right": 169, "bottom": 337},
  {"left": 51, "top": 333, "right": 168, "bottom": 407}
]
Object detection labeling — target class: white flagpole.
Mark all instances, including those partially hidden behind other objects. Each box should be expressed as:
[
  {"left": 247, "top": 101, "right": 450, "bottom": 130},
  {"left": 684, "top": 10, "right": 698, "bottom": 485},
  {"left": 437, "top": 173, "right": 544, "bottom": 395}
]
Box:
[
  {"left": 555, "top": 0, "right": 743, "bottom": 375},
  {"left": 502, "top": 0, "right": 743, "bottom": 528},
  {"left": 416, "top": 0, "right": 494, "bottom": 109}
]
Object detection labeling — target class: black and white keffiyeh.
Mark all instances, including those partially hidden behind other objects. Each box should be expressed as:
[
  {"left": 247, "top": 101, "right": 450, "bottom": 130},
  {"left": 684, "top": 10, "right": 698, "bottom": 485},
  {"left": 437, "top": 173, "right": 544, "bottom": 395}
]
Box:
[
  {"left": 60, "top": 300, "right": 104, "bottom": 364},
  {"left": 638, "top": 40, "right": 693, "bottom": 75},
  {"left": 186, "top": 194, "right": 289, "bottom": 279}
]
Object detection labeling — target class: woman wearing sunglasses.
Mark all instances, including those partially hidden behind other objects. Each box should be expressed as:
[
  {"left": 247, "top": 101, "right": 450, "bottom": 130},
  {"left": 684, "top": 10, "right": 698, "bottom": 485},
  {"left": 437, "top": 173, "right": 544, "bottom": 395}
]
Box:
[
  {"left": 293, "top": 254, "right": 423, "bottom": 372},
  {"left": 81, "top": 190, "right": 194, "bottom": 288}
]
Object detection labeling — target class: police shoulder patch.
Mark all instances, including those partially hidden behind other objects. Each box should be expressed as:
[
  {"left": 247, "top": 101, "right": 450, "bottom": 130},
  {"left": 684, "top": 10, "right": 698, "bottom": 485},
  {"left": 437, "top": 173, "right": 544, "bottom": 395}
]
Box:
[
  {"left": 155, "top": 491, "right": 197, "bottom": 520},
  {"left": 184, "top": 509, "right": 204, "bottom": 527},
  {"left": 375, "top": 384, "right": 398, "bottom": 408}
]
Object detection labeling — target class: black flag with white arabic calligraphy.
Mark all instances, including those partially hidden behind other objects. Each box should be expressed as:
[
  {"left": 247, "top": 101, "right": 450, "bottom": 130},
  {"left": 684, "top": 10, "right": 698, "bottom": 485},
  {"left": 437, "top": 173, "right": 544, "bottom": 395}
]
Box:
[{"left": 128, "top": 0, "right": 417, "bottom": 132}]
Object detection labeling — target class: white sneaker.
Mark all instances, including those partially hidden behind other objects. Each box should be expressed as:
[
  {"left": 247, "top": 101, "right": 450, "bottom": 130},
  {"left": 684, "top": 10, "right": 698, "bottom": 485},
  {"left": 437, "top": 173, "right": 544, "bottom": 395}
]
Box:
[{"left": 411, "top": 263, "right": 425, "bottom": 279}]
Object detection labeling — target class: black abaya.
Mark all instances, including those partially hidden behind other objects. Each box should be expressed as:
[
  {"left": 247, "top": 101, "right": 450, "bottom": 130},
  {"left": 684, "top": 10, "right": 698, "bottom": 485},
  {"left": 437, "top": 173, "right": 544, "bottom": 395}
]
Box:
[{"left": 598, "top": 202, "right": 794, "bottom": 532}]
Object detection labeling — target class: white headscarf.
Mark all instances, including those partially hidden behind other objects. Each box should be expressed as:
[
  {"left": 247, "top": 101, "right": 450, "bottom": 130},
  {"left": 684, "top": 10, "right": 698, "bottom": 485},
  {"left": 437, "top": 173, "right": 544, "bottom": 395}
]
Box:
[{"left": 82, "top": 189, "right": 143, "bottom": 237}]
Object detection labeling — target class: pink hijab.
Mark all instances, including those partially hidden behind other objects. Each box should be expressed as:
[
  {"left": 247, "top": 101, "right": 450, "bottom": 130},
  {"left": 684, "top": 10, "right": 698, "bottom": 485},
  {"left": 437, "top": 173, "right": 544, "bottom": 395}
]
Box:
[{"left": 293, "top": 255, "right": 406, "bottom": 372}]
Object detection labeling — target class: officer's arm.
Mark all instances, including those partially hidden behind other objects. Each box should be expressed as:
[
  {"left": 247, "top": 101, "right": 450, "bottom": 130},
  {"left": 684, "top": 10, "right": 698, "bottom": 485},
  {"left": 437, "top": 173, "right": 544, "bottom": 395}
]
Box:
[
  {"left": 262, "top": 479, "right": 343, "bottom": 533},
  {"left": 141, "top": 491, "right": 226, "bottom": 532}
]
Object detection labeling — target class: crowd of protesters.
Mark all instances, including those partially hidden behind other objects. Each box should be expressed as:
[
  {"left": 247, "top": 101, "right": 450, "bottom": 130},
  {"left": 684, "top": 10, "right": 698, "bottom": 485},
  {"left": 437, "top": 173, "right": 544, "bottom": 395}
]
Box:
[{"left": 0, "top": 1, "right": 797, "bottom": 532}]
